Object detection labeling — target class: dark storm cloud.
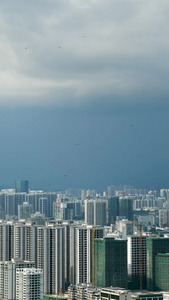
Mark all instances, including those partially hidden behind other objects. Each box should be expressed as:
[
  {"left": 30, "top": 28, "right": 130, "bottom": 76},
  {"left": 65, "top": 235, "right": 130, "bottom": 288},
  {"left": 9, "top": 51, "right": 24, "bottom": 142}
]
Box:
[{"left": 0, "top": 0, "right": 168, "bottom": 106}]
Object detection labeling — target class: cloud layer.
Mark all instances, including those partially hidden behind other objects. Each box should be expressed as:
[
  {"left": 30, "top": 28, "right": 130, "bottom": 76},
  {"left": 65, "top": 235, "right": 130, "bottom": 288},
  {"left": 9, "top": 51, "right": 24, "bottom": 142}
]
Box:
[{"left": 0, "top": 0, "right": 168, "bottom": 105}]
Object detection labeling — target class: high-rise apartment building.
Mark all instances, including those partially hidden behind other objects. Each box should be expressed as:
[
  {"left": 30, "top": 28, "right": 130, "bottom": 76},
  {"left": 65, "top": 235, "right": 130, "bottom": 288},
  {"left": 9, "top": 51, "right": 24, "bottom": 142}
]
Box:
[
  {"left": 16, "top": 268, "right": 43, "bottom": 300},
  {"left": 37, "top": 225, "right": 65, "bottom": 295},
  {"left": 0, "top": 259, "right": 34, "bottom": 300},
  {"left": 159, "top": 209, "right": 169, "bottom": 227},
  {"left": 14, "top": 222, "right": 36, "bottom": 263},
  {"left": 127, "top": 235, "right": 147, "bottom": 289},
  {"left": 18, "top": 202, "right": 33, "bottom": 220},
  {"left": 26, "top": 192, "right": 57, "bottom": 217},
  {"left": 54, "top": 201, "right": 67, "bottom": 220},
  {"left": 69, "top": 225, "right": 104, "bottom": 285},
  {"left": 0, "top": 219, "right": 106, "bottom": 294},
  {"left": 0, "top": 222, "right": 14, "bottom": 261},
  {"left": 38, "top": 197, "right": 49, "bottom": 216},
  {"left": 85, "top": 199, "right": 107, "bottom": 226},
  {"left": 0, "top": 190, "right": 57, "bottom": 218}
]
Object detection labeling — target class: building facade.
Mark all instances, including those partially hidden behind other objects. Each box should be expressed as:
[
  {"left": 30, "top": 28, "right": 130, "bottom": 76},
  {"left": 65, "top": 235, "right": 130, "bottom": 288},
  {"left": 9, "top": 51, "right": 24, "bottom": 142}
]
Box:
[
  {"left": 127, "top": 235, "right": 147, "bottom": 289},
  {"left": 0, "top": 259, "right": 35, "bottom": 300},
  {"left": 147, "top": 237, "right": 169, "bottom": 290},
  {"left": 85, "top": 199, "right": 107, "bottom": 226},
  {"left": 95, "top": 237, "right": 127, "bottom": 288},
  {"left": 16, "top": 268, "right": 43, "bottom": 300}
]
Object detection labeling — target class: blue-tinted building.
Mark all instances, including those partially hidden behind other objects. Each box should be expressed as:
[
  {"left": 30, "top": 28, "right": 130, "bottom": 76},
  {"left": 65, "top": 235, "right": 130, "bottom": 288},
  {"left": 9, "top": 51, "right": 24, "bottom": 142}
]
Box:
[{"left": 15, "top": 180, "right": 29, "bottom": 193}]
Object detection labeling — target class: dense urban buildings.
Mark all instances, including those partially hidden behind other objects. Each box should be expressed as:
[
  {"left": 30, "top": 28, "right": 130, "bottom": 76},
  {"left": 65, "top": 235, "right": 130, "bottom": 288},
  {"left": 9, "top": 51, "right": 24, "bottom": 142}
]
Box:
[{"left": 1, "top": 183, "right": 169, "bottom": 298}]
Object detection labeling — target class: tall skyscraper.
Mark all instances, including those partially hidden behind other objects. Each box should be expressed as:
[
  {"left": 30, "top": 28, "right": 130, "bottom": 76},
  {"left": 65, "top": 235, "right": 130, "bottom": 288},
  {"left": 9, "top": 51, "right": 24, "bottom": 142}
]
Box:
[
  {"left": 95, "top": 237, "right": 127, "bottom": 288},
  {"left": 16, "top": 268, "right": 43, "bottom": 300},
  {"left": 15, "top": 180, "right": 29, "bottom": 193}
]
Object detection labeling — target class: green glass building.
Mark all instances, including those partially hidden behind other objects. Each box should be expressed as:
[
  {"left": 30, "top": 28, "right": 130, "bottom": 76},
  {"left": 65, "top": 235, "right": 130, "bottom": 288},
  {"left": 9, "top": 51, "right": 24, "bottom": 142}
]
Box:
[
  {"left": 147, "top": 237, "right": 169, "bottom": 290},
  {"left": 95, "top": 237, "right": 127, "bottom": 288},
  {"left": 43, "top": 295, "right": 68, "bottom": 300},
  {"left": 155, "top": 253, "right": 169, "bottom": 291}
]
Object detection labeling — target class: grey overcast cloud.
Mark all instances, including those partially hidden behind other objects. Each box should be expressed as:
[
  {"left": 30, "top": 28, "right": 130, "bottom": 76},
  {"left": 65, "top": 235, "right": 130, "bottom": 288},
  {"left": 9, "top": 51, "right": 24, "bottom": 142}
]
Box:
[{"left": 0, "top": 0, "right": 169, "bottom": 191}]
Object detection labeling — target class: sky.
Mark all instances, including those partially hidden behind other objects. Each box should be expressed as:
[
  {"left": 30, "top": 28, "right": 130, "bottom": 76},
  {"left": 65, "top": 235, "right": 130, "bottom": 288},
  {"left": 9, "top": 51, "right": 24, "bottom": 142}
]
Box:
[{"left": 0, "top": 0, "right": 169, "bottom": 191}]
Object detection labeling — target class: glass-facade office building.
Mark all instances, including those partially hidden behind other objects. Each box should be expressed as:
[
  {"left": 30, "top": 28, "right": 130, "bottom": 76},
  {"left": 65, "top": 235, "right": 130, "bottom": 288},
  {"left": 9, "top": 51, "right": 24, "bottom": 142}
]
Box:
[{"left": 15, "top": 180, "right": 29, "bottom": 193}]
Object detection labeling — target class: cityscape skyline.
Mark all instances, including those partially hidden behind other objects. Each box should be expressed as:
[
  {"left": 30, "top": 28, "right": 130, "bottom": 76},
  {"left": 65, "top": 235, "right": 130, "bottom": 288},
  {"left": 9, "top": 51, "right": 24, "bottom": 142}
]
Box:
[
  {"left": 0, "top": 180, "right": 168, "bottom": 194},
  {"left": 1, "top": 1, "right": 169, "bottom": 299},
  {"left": 0, "top": 180, "right": 169, "bottom": 297}
]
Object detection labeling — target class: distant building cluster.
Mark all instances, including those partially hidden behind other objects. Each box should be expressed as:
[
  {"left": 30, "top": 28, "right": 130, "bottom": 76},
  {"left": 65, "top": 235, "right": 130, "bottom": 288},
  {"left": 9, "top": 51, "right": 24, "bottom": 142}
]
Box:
[{"left": 1, "top": 181, "right": 169, "bottom": 299}]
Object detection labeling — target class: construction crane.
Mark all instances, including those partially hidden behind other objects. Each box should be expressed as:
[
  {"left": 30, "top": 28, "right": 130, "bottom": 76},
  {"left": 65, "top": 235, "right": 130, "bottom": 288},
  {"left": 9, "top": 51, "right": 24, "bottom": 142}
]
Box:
[
  {"left": 139, "top": 224, "right": 143, "bottom": 290},
  {"left": 92, "top": 227, "right": 97, "bottom": 287}
]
